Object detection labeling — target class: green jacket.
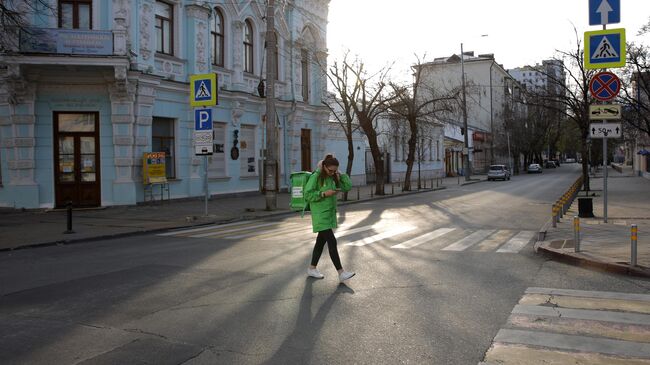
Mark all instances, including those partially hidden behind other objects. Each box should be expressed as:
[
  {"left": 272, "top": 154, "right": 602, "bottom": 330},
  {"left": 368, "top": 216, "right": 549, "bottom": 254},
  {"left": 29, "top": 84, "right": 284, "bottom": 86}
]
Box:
[{"left": 304, "top": 169, "right": 352, "bottom": 232}]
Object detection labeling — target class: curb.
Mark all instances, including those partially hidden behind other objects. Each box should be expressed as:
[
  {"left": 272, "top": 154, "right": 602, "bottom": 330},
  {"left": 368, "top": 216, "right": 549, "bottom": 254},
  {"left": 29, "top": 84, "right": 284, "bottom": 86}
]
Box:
[
  {"left": 1, "top": 185, "right": 450, "bottom": 252},
  {"left": 536, "top": 243, "right": 650, "bottom": 278}
]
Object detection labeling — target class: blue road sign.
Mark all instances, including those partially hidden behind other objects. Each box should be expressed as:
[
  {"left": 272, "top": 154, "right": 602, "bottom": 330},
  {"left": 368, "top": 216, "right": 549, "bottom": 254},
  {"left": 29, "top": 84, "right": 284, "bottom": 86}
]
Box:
[
  {"left": 589, "top": 0, "right": 620, "bottom": 26},
  {"left": 584, "top": 28, "right": 626, "bottom": 69},
  {"left": 194, "top": 109, "right": 212, "bottom": 131}
]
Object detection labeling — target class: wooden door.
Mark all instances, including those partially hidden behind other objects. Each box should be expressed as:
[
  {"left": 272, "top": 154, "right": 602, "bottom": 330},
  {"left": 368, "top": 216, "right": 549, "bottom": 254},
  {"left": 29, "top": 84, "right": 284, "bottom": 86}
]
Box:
[
  {"left": 54, "top": 112, "right": 101, "bottom": 208},
  {"left": 300, "top": 128, "right": 311, "bottom": 171}
]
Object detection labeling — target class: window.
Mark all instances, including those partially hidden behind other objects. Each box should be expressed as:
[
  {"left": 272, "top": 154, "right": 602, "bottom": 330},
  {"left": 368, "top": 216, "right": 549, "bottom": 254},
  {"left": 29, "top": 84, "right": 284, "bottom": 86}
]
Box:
[
  {"left": 301, "top": 49, "right": 309, "bottom": 102},
  {"left": 239, "top": 125, "right": 256, "bottom": 177},
  {"left": 58, "top": 0, "right": 92, "bottom": 29},
  {"left": 394, "top": 135, "right": 399, "bottom": 161},
  {"left": 211, "top": 8, "right": 224, "bottom": 66},
  {"left": 155, "top": 1, "right": 173, "bottom": 55},
  {"left": 437, "top": 140, "right": 440, "bottom": 160},
  {"left": 152, "top": 118, "right": 175, "bottom": 178},
  {"left": 429, "top": 139, "right": 433, "bottom": 161},
  {"left": 208, "top": 122, "right": 227, "bottom": 177},
  {"left": 401, "top": 137, "right": 406, "bottom": 161},
  {"left": 244, "top": 20, "right": 254, "bottom": 73}
]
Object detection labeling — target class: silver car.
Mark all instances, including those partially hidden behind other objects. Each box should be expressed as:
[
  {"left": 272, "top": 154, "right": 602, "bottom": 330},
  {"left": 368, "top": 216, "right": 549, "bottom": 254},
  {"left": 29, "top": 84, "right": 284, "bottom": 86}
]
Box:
[
  {"left": 528, "top": 163, "right": 543, "bottom": 173},
  {"left": 487, "top": 164, "right": 511, "bottom": 181}
]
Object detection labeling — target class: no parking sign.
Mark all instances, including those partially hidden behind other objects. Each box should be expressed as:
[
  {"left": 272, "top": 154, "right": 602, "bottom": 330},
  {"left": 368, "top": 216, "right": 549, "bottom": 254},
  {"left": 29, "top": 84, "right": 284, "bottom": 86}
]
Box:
[{"left": 589, "top": 71, "right": 620, "bottom": 101}]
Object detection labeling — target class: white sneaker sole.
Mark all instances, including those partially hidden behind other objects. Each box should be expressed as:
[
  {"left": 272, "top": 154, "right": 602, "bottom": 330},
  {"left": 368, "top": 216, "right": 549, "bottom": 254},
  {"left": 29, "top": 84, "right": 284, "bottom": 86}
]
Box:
[
  {"left": 307, "top": 273, "right": 324, "bottom": 279},
  {"left": 339, "top": 273, "right": 355, "bottom": 282}
]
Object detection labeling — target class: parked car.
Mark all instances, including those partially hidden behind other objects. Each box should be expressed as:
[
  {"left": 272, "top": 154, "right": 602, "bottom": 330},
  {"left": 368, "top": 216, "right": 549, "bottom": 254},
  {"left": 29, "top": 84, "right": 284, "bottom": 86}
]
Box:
[
  {"left": 565, "top": 158, "right": 576, "bottom": 163},
  {"left": 544, "top": 160, "right": 557, "bottom": 168},
  {"left": 487, "top": 164, "right": 511, "bottom": 181},
  {"left": 528, "top": 163, "right": 543, "bottom": 173}
]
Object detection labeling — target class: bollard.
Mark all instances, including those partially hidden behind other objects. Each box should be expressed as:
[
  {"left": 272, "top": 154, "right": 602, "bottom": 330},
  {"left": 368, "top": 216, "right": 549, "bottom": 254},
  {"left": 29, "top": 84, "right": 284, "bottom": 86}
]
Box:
[
  {"left": 357, "top": 186, "right": 360, "bottom": 200},
  {"left": 552, "top": 205, "right": 557, "bottom": 228},
  {"left": 631, "top": 224, "right": 638, "bottom": 267},
  {"left": 436, "top": 177, "right": 439, "bottom": 188},
  {"left": 64, "top": 201, "right": 75, "bottom": 234},
  {"left": 574, "top": 216, "right": 580, "bottom": 252},
  {"left": 370, "top": 187, "right": 374, "bottom": 198},
  {"left": 391, "top": 183, "right": 394, "bottom": 195}
]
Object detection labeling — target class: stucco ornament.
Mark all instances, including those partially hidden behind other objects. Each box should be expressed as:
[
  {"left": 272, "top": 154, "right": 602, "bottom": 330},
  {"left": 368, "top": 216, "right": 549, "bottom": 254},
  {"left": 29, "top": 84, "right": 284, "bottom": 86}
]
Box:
[
  {"left": 196, "top": 22, "right": 207, "bottom": 72},
  {"left": 140, "top": 3, "right": 153, "bottom": 60},
  {"left": 231, "top": 101, "right": 243, "bottom": 127}
]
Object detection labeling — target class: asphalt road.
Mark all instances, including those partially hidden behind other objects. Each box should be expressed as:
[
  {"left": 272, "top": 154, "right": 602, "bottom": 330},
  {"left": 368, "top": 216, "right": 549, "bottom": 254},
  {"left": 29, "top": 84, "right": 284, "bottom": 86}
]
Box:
[{"left": 1, "top": 164, "right": 649, "bottom": 364}]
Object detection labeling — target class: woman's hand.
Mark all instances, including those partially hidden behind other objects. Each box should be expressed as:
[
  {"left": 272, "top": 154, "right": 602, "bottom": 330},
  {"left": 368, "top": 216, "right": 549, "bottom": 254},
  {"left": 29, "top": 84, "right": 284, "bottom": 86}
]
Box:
[{"left": 322, "top": 189, "right": 337, "bottom": 197}]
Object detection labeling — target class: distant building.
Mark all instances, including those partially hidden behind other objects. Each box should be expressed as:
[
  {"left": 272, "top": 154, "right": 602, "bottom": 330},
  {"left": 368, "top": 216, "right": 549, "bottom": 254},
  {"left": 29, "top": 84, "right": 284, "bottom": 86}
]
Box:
[
  {"left": 0, "top": 0, "right": 330, "bottom": 209},
  {"left": 630, "top": 71, "right": 650, "bottom": 178},
  {"left": 418, "top": 52, "right": 516, "bottom": 175}
]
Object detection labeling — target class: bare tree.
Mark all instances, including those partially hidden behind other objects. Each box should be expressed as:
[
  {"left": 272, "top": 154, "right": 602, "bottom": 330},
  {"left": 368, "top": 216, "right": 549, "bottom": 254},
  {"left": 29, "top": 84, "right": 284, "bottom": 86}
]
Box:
[
  {"left": 620, "top": 42, "right": 650, "bottom": 137},
  {"left": 346, "top": 59, "right": 396, "bottom": 195},
  {"left": 0, "top": 1, "right": 54, "bottom": 53},
  {"left": 388, "top": 56, "right": 457, "bottom": 191},
  {"left": 527, "top": 28, "right": 595, "bottom": 190},
  {"left": 320, "top": 52, "right": 362, "bottom": 200}
]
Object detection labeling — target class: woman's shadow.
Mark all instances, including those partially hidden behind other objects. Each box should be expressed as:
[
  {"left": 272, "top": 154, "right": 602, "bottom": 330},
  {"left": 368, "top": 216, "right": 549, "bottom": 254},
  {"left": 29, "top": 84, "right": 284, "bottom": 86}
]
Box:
[{"left": 262, "top": 279, "right": 355, "bottom": 364}]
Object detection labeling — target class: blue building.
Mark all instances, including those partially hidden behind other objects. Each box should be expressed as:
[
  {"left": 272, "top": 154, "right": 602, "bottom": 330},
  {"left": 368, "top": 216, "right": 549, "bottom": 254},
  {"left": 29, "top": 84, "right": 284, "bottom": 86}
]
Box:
[{"left": 0, "top": 0, "right": 331, "bottom": 208}]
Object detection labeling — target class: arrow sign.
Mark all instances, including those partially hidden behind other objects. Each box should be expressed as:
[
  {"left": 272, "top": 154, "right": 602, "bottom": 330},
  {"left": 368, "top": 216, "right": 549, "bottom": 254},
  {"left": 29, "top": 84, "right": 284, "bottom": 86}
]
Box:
[
  {"left": 589, "top": 0, "right": 620, "bottom": 26},
  {"left": 589, "top": 122, "right": 622, "bottom": 139}
]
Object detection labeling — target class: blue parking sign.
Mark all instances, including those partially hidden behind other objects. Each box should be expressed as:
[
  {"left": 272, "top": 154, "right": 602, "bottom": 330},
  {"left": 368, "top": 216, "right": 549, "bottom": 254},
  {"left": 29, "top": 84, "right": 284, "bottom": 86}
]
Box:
[{"left": 194, "top": 109, "right": 212, "bottom": 131}]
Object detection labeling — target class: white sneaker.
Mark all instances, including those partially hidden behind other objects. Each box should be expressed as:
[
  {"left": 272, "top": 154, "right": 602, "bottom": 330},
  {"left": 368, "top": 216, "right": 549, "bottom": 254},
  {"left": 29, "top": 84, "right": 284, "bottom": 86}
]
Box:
[
  {"left": 307, "top": 268, "right": 324, "bottom": 279},
  {"left": 339, "top": 271, "right": 355, "bottom": 282}
]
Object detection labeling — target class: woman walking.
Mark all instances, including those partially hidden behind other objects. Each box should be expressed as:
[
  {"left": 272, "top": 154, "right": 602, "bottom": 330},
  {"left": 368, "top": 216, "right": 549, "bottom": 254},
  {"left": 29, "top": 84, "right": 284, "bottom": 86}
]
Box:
[{"left": 304, "top": 155, "right": 355, "bottom": 282}]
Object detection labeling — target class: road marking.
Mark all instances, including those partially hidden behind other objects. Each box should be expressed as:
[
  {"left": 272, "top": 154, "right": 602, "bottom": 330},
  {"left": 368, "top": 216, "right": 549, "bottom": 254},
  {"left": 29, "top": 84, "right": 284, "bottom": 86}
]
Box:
[
  {"left": 494, "top": 328, "right": 650, "bottom": 359},
  {"left": 158, "top": 220, "right": 256, "bottom": 236},
  {"left": 512, "top": 304, "right": 650, "bottom": 326},
  {"left": 226, "top": 224, "right": 307, "bottom": 239},
  {"left": 391, "top": 228, "right": 456, "bottom": 249},
  {"left": 473, "top": 230, "right": 515, "bottom": 251},
  {"left": 496, "top": 231, "right": 536, "bottom": 253},
  {"left": 441, "top": 229, "right": 495, "bottom": 251},
  {"left": 189, "top": 222, "right": 280, "bottom": 238},
  {"left": 345, "top": 225, "right": 416, "bottom": 247}
]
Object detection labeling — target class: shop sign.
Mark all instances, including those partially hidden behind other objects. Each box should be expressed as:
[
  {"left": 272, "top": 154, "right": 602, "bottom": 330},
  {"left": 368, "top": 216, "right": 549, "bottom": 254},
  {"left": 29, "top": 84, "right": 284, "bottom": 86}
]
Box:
[
  {"left": 143, "top": 152, "right": 167, "bottom": 184},
  {"left": 20, "top": 28, "right": 113, "bottom": 55}
]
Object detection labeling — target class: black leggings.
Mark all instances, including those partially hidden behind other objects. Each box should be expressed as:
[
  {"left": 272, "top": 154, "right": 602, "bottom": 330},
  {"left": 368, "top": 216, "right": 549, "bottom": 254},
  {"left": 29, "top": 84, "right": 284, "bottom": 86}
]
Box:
[{"left": 310, "top": 229, "right": 342, "bottom": 270}]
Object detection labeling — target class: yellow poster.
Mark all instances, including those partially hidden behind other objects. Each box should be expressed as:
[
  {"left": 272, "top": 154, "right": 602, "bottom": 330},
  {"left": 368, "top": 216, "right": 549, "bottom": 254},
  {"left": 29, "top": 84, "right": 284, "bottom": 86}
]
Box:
[{"left": 143, "top": 152, "right": 167, "bottom": 184}]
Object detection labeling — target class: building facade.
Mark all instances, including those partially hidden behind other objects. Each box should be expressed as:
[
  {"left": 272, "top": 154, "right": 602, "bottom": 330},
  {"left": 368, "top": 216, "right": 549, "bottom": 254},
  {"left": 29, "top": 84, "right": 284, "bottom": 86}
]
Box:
[
  {"left": 0, "top": 0, "right": 331, "bottom": 209},
  {"left": 418, "top": 52, "right": 515, "bottom": 175}
]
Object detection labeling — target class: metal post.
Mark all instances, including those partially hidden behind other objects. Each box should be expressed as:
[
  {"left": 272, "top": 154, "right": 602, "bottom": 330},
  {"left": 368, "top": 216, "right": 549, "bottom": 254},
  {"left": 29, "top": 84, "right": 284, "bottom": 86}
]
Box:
[
  {"left": 552, "top": 205, "right": 557, "bottom": 228},
  {"left": 574, "top": 216, "right": 580, "bottom": 252},
  {"left": 603, "top": 133, "right": 608, "bottom": 223},
  {"left": 264, "top": 0, "right": 278, "bottom": 211},
  {"left": 357, "top": 186, "right": 360, "bottom": 200},
  {"left": 204, "top": 156, "right": 209, "bottom": 216},
  {"left": 631, "top": 224, "right": 638, "bottom": 267},
  {"left": 64, "top": 201, "right": 75, "bottom": 234},
  {"left": 391, "top": 183, "right": 394, "bottom": 195},
  {"left": 460, "top": 42, "right": 471, "bottom": 181}
]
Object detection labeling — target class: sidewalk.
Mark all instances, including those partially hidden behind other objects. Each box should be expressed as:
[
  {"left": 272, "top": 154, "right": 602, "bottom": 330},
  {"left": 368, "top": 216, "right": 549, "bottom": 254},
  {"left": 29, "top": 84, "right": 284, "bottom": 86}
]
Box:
[
  {"left": 536, "top": 164, "right": 650, "bottom": 277},
  {"left": 0, "top": 176, "right": 485, "bottom": 251}
]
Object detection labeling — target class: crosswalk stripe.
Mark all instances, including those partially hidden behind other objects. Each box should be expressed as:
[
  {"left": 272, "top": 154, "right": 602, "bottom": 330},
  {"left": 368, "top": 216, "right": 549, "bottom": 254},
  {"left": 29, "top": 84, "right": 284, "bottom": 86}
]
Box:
[
  {"left": 189, "top": 222, "right": 280, "bottom": 238},
  {"left": 225, "top": 223, "right": 306, "bottom": 239},
  {"left": 512, "top": 304, "right": 650, "bottom": 326},
  {"left": 473, "top": 230, "right": 515, "bottom": 251},
  {"left": 525, "top": 287, "right": 650, "bottom": 302},
  {"left": 442, "top": 229, "right": 495, "bottom": 251},
  {"left": 496, "top": 231, "right": 536, "bottom": 253},
  {"left": 391, "top": 228, "right": 456, "bottom": 249},
  {"left": 494, "top": 328, "right": 650, "bottom": 359},
  {"left": 158, "top": 220, "right": 256, "bottom": 236},
  {"left": 345, "top": 225, "right": 416, "bottom": 247}
]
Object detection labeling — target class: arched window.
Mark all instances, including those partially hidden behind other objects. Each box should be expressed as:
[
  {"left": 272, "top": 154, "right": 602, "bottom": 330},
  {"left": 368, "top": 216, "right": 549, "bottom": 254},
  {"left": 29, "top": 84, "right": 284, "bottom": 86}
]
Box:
[
  {"left": 244, "top": 20, "right": 254, "bottom": 73},
  {"left": 211, "top": 8, "right": 224, "bottom": 66}
]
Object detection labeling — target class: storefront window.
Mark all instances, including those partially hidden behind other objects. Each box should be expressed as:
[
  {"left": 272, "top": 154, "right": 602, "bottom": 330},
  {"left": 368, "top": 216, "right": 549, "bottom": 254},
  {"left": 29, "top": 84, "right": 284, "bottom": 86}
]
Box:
[
  {"left": 208, "top": 122, "right": 227, "bottom": 178},
  {"left": 239, "top": 125, "right": 256, "bottom": 177},
  {"left": 152, "top": 118, "right": 175, "bottom": 178}
]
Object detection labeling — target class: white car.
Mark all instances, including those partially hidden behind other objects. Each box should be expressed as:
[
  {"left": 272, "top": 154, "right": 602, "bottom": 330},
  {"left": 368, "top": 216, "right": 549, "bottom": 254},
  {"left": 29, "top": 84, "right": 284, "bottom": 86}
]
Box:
[
  {"left": 487, "top": 164, "right": 511, "bottom": 181},
  {"left": 528, "top": 163, "right": 542, "bottom": 173}
]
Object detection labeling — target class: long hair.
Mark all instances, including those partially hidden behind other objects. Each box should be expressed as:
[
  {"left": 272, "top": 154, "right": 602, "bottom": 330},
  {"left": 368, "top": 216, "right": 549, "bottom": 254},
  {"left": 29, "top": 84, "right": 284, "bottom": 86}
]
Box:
[{"left": 318, "top": 154, "right": 340, "bottom": 187}]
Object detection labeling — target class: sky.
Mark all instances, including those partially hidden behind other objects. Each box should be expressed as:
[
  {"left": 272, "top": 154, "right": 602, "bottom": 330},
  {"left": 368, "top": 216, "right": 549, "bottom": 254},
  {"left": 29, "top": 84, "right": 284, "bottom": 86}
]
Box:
[{"left": 327, "top": 0, "right": 650, "bottom": 76}]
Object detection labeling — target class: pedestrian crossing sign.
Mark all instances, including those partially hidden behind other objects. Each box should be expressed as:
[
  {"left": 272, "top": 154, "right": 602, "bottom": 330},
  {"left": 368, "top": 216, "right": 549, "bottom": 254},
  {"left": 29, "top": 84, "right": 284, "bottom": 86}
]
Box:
[
  {"left": 584, "top": 28, "right": 626, "bottom": 69},
  {"left": 189, "top": 73, "right": 218, "bottom": 107}
]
